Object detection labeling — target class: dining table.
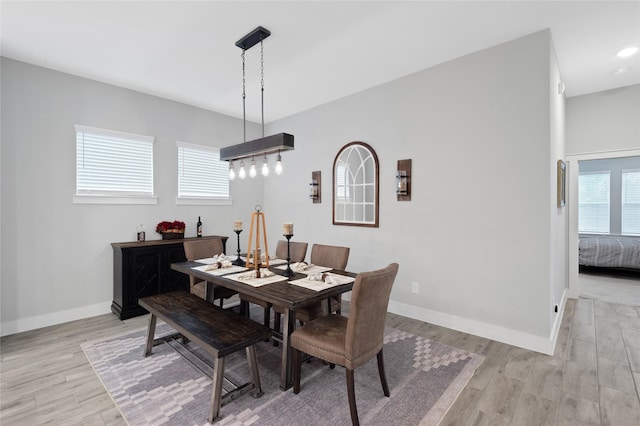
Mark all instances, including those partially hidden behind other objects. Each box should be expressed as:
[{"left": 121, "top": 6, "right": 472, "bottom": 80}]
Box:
[{"left": 170, "top": 258, "right": 356, "bottom": 390}]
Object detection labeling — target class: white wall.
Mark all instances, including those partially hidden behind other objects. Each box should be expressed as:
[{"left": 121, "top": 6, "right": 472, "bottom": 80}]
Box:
[
  {"left": 565, "top": 84, "right": 640, "bottom": 299},
  {"left": 1, "top": 30, "right": 571, "bottom": 353},
  {"left": 566, "top": 84, "right": 640, "bottom": 155},
  {"left": 264, "top": 30, "right": 563, "bottom": 353},
  {"left": 0, "top": 58, "right": 264, "bottom": 335},
  {"left": 549, "top": 38, "right": 568, "bottom": 343}
]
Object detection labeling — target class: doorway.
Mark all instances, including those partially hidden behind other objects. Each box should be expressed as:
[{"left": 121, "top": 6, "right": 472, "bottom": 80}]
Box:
[{"left": 566, "top": 148, "right": 640, "bottom": 305}]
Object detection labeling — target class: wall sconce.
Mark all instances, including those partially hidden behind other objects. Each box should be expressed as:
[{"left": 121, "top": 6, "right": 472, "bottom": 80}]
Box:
[
  {"left": 309, "top": 170, "right": 321, "bottom": 203},
  {"left": 396, "top": 159, "right": 411, "bottom": 201}
]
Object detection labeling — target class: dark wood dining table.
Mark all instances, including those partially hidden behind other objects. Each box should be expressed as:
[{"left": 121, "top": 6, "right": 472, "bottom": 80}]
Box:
[{"left": 170, "top": 260, "right": 356, "bottom": 390}]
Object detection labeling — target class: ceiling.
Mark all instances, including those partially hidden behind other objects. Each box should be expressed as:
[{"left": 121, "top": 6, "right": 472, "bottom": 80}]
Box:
[{"left": 1, "top": 1, "right": 639, "bottom": 123}]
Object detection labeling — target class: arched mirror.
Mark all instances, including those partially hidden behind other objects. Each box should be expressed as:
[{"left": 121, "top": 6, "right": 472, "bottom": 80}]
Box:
[{"left": 333, "top": 142, "right": 379, "bottom": 227}]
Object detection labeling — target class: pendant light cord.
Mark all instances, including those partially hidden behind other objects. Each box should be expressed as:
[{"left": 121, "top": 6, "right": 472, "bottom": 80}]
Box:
[
  {"left": 260, "top": 38, "right": 265, "bottom": 137},
  {"left": 242, "top": 49, "right": 246, "bottom": 143}
]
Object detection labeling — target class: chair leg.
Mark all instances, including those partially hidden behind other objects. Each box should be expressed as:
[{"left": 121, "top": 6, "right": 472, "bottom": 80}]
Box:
[
  {"left": 377, "top": 349, "right": 390, "bottom": 397},
  {"left": 292, "top": 347, "right": 302, "bottom": 394},
  {"left": 346, "top": 368, "right": 359, "bottom": 426}
]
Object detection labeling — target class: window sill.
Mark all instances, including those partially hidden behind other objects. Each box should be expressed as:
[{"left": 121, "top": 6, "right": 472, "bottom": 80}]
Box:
[
  {"left": 73, "top": 195, "right": 158, "bottom": 205},
  {"left": 175, "top": 197, "right": 232, "bottom": 206}
]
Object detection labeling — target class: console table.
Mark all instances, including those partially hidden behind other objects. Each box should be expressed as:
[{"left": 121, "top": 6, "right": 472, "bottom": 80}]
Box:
[{"left": 111, "top": 235, "right": 228, "bottom": 320}]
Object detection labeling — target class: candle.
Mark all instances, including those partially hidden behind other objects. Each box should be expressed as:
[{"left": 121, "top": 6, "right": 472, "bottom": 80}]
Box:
[
  {"left": 283, "top": 222, "right": 293, "bottom": 235},
  {"left": 233, "top": 220, "right": 242, "bottom": 231}
]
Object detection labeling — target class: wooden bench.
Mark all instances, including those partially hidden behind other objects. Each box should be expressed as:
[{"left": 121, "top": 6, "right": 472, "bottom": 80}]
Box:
[{"left": 139, "top": 291, "right": 271, "bottom": 423}]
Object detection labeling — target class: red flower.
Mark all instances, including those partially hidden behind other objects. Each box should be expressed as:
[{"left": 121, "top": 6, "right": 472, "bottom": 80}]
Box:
[{"left": 156, "top": 220, "right": 185, "bottom": 234}]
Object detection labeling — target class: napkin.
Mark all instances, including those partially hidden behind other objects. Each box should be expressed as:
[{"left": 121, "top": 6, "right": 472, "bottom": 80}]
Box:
[
  {"left": 212, "top": 253, "right": 234, "bottom": 262},
  {"left": 308, "top": 272, "right": 339, "bottom": 284},
  {"left": 292, "top": 262, "right": 312, "bottom": 272},
  {"left": 236, "top": 268, "right": 275, "bottom": 280},
  {"left": 204, "top": 260, "right": 233, "bottom": 271}
]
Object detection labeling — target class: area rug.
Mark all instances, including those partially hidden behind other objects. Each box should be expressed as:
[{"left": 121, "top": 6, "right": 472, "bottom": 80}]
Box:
[{"left": 82, "top": 321, "right": 484, "bottom": 426}]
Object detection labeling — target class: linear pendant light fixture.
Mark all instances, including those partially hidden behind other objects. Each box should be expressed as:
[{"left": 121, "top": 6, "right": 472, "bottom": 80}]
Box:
[{"left": 222, "top": 26, "right": 294, "bottom": 179}]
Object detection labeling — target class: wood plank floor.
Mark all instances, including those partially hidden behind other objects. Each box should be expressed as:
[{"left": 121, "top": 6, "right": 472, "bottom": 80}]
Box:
[{"left": 2, "top": 295, "right": 639, "bottom": 425}]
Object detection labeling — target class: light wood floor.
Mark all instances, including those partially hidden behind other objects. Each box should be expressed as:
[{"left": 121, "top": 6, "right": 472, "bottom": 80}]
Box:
[{"left": 2, "top": 291, "right": 639, "bottom": 425}]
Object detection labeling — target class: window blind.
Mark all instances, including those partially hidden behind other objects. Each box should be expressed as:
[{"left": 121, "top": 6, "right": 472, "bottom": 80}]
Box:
[
  {"left": 177, "top": 142, "right": 229, "bottom": 198},
  {"left": 622, "top": 169, "right": 640, "bottom": 235},
  {"left": 75, "top": 125, "right": 154, "bottom": 196},
  {"left": 578, "top": 171, "right": 610, "bottom": 234}
]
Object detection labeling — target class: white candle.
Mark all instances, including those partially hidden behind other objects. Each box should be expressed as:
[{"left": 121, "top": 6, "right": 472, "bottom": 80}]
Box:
[
  {"left": 233, "top": 220, "right": 242, "bottom": 231},
  {"left": 283, "top": 222, "right": 293, "bottom": 235}
]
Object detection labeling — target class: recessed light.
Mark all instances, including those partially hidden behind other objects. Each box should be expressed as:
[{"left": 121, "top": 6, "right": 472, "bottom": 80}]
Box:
[{"left": 617, "top": 46, "right": 638, "bottom": 58}]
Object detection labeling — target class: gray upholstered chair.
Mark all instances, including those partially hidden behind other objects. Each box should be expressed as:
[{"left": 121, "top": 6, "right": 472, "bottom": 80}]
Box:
[
  {"left": 276, "top": 243, "right": 350, "bottom": 324},
  {"left": 183, "top": 239, "right": 238, "bottom": 308},
  {"left": 241, "top": 240, "right": 308, "bottom": 327},
  {"left": 291, "top": 263, "right": 399, "bottom": 426}
]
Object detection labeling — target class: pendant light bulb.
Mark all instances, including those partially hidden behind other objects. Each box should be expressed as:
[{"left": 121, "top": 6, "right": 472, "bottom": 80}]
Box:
[
  {"left": 249, "top": 158, "right": 257, "bottom": 178},
  {"left": 229, "top": 161, "right": 236, "bottom": 181},
  {"left": 261, "top": 155, "right": 269, "bottom": 176},
  {"left": 239, "top": 160, "right": 246, "bottom": 179},
  {"left": 275, "top": 153, "right": 283, "bottom": 175}
]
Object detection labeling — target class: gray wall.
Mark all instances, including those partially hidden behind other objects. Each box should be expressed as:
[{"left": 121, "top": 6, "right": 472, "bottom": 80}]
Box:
[
  {"left": 264, "top": 30, "right": 566, "bottom": 353},
  {"left": 566, "top": 85, "right": 640, "bottom": 155},
  {"left": 1, "top": 30, "right": 569, "bottom": 353},
  {"left": 0, "top": 57, "right": 263, "bottom": 334}
]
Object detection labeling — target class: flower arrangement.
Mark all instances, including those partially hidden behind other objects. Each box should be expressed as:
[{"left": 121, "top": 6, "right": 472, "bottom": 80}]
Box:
[{"left": 156, "top": 220, "right": 186, "bottom": 239}]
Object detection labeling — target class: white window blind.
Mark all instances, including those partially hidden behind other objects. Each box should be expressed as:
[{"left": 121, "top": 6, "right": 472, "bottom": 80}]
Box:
[
  {"left": 177, "top": 142, "right": 229, "bottom": 199},
  {"left": 622, "top": 169, "right": 640, "bottom": 235},
  {"left": 75, "top": 125, "right": 154, "bottom": 197},
  {"left": 579, "top": 171, "right": 610, "bottom": 234}
]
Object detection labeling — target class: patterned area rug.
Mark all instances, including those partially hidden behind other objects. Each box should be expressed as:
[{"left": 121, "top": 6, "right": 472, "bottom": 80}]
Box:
[{"left": 82, "top": 321, "right": 483, "bottom": 426}]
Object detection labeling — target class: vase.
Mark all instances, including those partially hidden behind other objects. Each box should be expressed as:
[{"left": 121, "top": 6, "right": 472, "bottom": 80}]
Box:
[{"left": 161, "top": 231, "right": 185, "bottom": 240}]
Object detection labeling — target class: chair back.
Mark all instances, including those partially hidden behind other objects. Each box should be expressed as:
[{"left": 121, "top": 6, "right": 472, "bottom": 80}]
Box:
[
  {"left": 345, "top": 263, "right": 399, "bottom": 369},
  {"left": 276, "top": 240, "right": 308, "bottom": 263},
  {"left": 310, "top": 244, "right": 350, "bottom": 270},
  {"left": 183, "top": 239, "right": 224, "bottom": 287}
]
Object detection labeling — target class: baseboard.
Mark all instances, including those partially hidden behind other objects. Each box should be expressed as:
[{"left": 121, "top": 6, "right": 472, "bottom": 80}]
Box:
[
  {"left": 0, "top": 301, "right": 112, "bottom": 337},
  {"left": 384, "top": 298, "right": 562, "bottom": 355},
  {"left": 549, "top": 289, "right": 569, "bottom": 355}
]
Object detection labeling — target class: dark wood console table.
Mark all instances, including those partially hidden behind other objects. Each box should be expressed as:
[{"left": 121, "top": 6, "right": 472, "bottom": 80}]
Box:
[{"left": 111, "top": 235, "right": 228, "bottom": 320}]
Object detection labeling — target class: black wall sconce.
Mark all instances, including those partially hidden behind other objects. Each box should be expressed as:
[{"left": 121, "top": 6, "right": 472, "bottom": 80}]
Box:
[
  {"left": 310, "top": 170, "right": 321, "bottom": 203},
  {"left": 396, "top": 159, "right": 411, "bottom": 201}
]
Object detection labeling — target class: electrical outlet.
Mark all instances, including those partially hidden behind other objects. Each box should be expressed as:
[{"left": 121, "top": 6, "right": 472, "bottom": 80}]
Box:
[
  {"left": 411, "top": 282, "right": 419, "bottom": 294},
  {"left": 554, "top": 304, "right": 558, "bottom": 313}
]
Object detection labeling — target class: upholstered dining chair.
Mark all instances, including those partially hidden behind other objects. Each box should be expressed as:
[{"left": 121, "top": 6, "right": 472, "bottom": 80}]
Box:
[
  {"left": 183, "top": 239, "right": 238, "bottom": 308},
  {"left": 240, "top": 240, "right": 308, "bottom": 327},
  {"left": 276, "top": 243, "right": 350, "bottom": 324},
  {"left": 291, "top": 263, "right": 399, "bottom": 426}
]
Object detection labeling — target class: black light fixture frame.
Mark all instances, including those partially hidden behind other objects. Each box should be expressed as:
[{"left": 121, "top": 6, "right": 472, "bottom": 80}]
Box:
[
  {"left": 221, "top": 26, "right": 294, "bottom": 163},
  {"left": 235, "top": 26, "right": 271, "bottom": 50}
]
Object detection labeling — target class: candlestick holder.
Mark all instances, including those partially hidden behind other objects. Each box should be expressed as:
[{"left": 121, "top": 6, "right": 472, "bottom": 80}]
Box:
[
  {"left": 233, "top": 229, "right": 244, "bottom": 266},
  {"left": 283, "top": 233, "right": 295, "bottom": 277}
]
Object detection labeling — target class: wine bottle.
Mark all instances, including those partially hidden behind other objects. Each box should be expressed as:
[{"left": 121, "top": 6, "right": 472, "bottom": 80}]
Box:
[{"left": 197, "top": 216, "right": 202, "bottom": 237}]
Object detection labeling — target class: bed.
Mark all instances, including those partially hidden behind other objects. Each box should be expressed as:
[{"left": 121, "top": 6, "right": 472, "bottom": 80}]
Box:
[{"left": 579, "top": 235, "right": 640, "bottom": 271}]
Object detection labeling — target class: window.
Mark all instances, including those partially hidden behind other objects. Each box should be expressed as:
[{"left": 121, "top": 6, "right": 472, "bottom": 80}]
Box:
[
  {"left": 578, "top": 172, "right": 610, "bottom": 234},
  {"left": 75, "top": 125, "right": 155, "bottom": 203},
  {"left": 622, "top": 169, "right": 640, "bottom": 235},
  {"left": 177, "top": 142, "right": 230, "bottom": 204}
]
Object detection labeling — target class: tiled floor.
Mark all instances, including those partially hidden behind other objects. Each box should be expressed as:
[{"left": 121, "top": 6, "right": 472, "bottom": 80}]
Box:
[
  {"left": 579, "top": 271, "right": 640, "bottom": 306},
  {"left": 1, "top": 273, "right": 639, "bottom": 425}
]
